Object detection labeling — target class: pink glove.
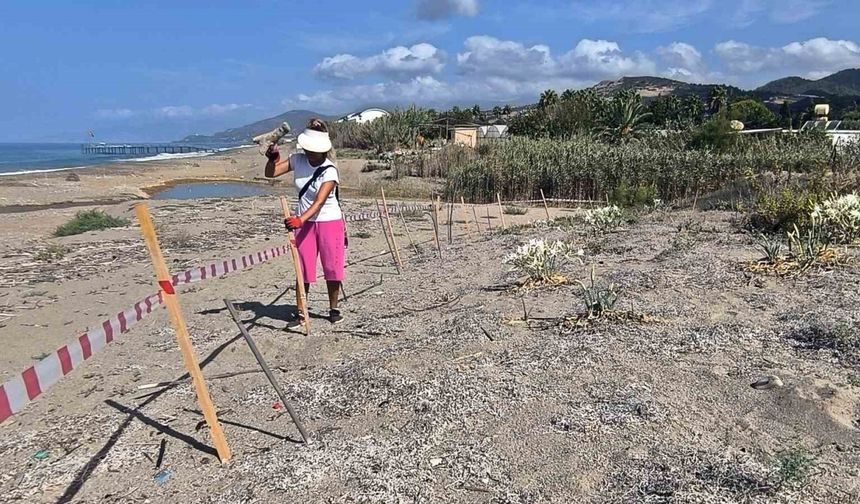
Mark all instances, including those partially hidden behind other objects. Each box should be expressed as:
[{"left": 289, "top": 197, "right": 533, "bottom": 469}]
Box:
[{"left": 284, "top": 216, "right": 302, "bottom": 230}]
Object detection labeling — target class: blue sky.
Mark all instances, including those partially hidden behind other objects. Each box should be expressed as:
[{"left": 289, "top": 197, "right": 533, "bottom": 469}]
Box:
[{"left": 1, "top": 0, "right": 859, "bottom": 142}]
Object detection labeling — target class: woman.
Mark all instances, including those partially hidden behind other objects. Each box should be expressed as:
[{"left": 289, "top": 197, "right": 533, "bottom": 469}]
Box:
[{"left": 265, "top": 119, "right": 344, "bottom": 326}]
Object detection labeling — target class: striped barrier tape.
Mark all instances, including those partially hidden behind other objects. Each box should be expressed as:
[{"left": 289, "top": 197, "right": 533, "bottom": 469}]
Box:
[
  {"left": 0, "top": 244, "right": 290, "bottom": 424},
  {"left": 344, "top": 203, "right": 432, "bottom": 223}
]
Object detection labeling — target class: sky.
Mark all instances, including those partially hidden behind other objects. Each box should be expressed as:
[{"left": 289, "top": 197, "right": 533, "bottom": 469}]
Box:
[{"left": 1, "top": 0, "right": 859, "bottom": 142}]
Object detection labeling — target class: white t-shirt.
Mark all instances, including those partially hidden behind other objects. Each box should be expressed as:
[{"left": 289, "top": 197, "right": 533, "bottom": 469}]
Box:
[{"left": 290, "top": 153, "right": 342, "bottom": 222}]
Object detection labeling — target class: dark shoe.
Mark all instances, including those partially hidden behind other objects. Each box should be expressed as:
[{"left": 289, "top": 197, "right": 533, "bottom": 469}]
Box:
[
  {"left": 328, "top": 309, "right": 344, "bottom": 324},
  {"left": 285, "top": 315, "right": 306, "bottom": 330}
]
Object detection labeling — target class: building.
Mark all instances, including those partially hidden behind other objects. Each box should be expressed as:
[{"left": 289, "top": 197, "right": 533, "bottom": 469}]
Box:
[
  {"left": 337, "top": 107, "right": 390, "bottom": 124},
  {"left": 451, "top": 124, "right": 509, "bottom": 148}
]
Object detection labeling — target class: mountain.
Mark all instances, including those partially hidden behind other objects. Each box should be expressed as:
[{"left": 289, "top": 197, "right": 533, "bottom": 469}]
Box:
[
  {"left": 179, "top": 109, "right": 332, "bottom": 144},
  {"left": 757, "top": 69, "right": 860, "bottom": 97},
  {"left": 592, "top": 76, "right": 745, "bottom": 100}
]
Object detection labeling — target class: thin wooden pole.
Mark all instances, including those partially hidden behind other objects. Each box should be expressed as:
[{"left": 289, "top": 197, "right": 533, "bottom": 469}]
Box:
[
  {"left": 460, "top": 196, "right": 472, "bottom": 238},
  {"left": 486, "top": 206, "right": 493, "bottom": 229},
  {"left": 279, "top": 197, "right": 310, "bottom": 334},
  {"left": 135, "top": 204, "right": 231, "bottom": 463},
  {"left": 397, "top": 207, "right": 420, "bottom": 256},
  {"left": 471, "top": 203, "right": 482, "bottom": 234},
  {"left": 428, "top": 198, "right": 441, "bottom": 258},
  {"left": 376, "top": 199, "right": 400, "bottom": 273},
  {"left": 447, "top": 197, "right": 454, "bottom": 244},
  {"left": 497, "top": 193, "right": 507, "bottom": 229},
  {"left": 380, "top": 189, "right": 403, "bottom": 270},
  {"left": 224, "top": 299, "right": 309, "bottom": 444},
  {"left": 540, "top": 189, "right": 551, "bottom": 220}
]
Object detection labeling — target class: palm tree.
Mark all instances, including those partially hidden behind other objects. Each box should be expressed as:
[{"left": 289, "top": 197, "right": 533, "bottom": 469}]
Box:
[
  {"left": 539, "top": 89, "right": 558, "bottom": 109},
  {"left": 502, "top": 104, "right": 512, "bottom": 115},
  {"left": 602, "top": 90, "right": 651, "bottom": 141},
  {"left": 708, "top": 86, "right": 728, "bottom": 115},
  {"left": 561, "top": 89, "right": 576, "bottom": 102},
  {"left": 471, "top": 104, "right": 482, "bottom": 122},
  {"left": 492, "top": 106, "right": 502, "bottom": 118}
]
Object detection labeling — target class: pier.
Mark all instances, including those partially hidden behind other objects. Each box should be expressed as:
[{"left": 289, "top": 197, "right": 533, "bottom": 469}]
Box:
[{"left": 81, "top": 144, "right": 215, "bottom": 156}]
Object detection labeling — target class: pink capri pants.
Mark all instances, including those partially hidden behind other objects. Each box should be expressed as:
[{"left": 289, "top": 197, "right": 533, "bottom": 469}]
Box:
[{"left": 294, "top": 219, "right": 345, "bottom": 283}]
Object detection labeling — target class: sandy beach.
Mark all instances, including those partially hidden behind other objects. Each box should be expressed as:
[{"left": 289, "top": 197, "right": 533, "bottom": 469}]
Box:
[{"left": 1, "top": 150, "right": 859, "bottom": 503}]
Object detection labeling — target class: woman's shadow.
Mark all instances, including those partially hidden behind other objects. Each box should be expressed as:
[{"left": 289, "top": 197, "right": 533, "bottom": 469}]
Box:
[{"left": 200, "top": 297, "right": 327, "bottom": 333}]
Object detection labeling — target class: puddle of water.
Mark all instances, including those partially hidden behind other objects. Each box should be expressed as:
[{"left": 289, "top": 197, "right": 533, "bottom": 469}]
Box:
[{"left": 151, "top": 182, "right": 281, "bottom": 200}]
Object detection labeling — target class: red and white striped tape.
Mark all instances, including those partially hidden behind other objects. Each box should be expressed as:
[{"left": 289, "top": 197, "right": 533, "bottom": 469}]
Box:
[
  {"left": 344, "top": 203, "right": 431, "bottom": 223},
  {"left": 0, "top": 244, "right": 289, "bottom": 424}
]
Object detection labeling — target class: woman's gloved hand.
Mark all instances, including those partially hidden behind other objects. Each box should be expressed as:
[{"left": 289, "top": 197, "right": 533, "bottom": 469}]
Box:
[
  {"left": 284, "top": 216, "right": 302, "bottom": 230},
  {"left": 265, "top": 144, "right": 280, "bottom": 162}
]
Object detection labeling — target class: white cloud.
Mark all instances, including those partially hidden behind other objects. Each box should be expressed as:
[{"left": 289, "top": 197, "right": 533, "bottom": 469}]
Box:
[
  {"left": 563, "top": 39, "right": 656, "bottom": 79},
  {"left": 155, "top": 105, "right": 194, "bottom": 118},
  {"left": 457, "top": 36, "right": 654, "bottom": 82},
  {"left": 457, "top": 36, "right": 554, "bottom": 79},
  {"left": 569, "top": 0, "right": 829, "bottom": 32},
  {"left": 200, "top": 103, "right": 253, "bottom": 115},
  {"left": 286, "top": 34, "right": 860, "bottom": 114},
  {"left": 657, "top": 42, "right": 714, "bottom": 82},
  {"left": 715, "top": 37, "right": 860, "bottom": 77},
  {"left": 732, "top": 0, "right": 830, "bottom": 27},
  {"left": 314, "top": 43, "right": 446, "bottom": 80},
  {"left": 289, "top": 37, "right": 655, "bottom": 114},
  {"left": 95, "top": 108, "right": 136, "bottom": 119},
  {"left": 416, "top": 0, "right": 479, "bottom": 20},
  {"left": 570, "top": 0, "right": 713, "bottom": 33},
  {"left": 96, "top": 104, "right": 255, "bottom": 121},
  {"left": 657, "top": 42, "right": 702, "bottom": 70},
  {"left": 287, "top": 76, "right": 453, "bottom": 113}
]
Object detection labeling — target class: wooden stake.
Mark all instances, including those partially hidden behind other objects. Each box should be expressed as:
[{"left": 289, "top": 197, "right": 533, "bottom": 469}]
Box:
[
  {"left": 460, "top": 196, "right": 472, "bottom": 238},
  {"left": 429, "top": 198, "right": 442, "bottom": 258},
  {"left": 134, "top": 204, "right": 232, "bottom": 463},
  {"left": 279, "top": 197, "right": 310, "bottom": 334},
  {"left": 380, "top": 188, "right": 403, "bottom": 270},
  {"left": 471, "top": 203, "right": 482, "bottom": 233},
  {"left": 447, "top": 198, "right": 454, "bottom": 244},
  {"left": 224, "top": 299, "right": 309, "bottom": 444},
  {"left": 539, "top": 189, "right": 551, "bottom": 220},
  {"left": 397, "top": 207, "right": 420, "bottom": 255},
  {"left": 376, "top": 199, "right": 400, "bottom": 273},
  {"left": 496, "top": 193, "right": 507, "bottom": 229}
]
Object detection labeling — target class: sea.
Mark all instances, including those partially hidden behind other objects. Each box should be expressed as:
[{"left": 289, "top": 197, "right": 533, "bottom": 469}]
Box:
[{"left": 0, "top": 143, "right": 243, "bottom": 176}]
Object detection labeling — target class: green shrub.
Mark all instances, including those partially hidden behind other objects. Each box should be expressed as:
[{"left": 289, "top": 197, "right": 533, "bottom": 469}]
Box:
[
  {"left": 612, "top": 180, "right": 657, "bottom": 207},
  {"left": 730, "top": 99, "right": 776, "bottom": 129},
  {"left": 444, "top": 133, "right": 845, "bottom": 205},
  {"left": 54, "top": 210, "right": 130, "bottom": 237},
  {"left": 503, "top": 205, "right": 528, "bottom": 215},
  {"left": 745, "top": 187, "right": 820, "bottom": 233},
  {"left": 774, "top": 446, "right": 815, "bottom": 488},
  {"left": 755, "top": 233, "right": 783, "bottom": 263},
  {"left": 689, "top": 115, "right": 738, "bottom": 152},
  {"left": 34, "top": 244, "right": 68, "bottom": 262},
  {"left": 577, "top": 265, "right": 619, "bottom": 318}
]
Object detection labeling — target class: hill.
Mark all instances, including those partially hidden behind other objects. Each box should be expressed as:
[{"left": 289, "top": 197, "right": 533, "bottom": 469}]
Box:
[
  {"left": 757, "top": 68, "right": 860, "bottom": 96},
  {"left": 179, "top": 109, "right": 331, "bottom": 144},
  {"left": 592, "top": 76, "right": 745, "bottom": 100}
]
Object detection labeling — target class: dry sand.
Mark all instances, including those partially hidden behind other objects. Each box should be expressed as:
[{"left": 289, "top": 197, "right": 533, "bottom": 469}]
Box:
[{"left": 0, "top": 151, "right": 859, "bottom": 503}]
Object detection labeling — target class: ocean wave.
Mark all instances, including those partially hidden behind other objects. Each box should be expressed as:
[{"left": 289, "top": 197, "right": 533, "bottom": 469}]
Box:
[
  {"left": 0, "top": 145, "right": 252, "bottom": 177},
  {"left": 118, "top": 145, "right": 247, "bottom": 163},
  {"left": 0, "top": 165, "right": 90, "bottom": 177}
]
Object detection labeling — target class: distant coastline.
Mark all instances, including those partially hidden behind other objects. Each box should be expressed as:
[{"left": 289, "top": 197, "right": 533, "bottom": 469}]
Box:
[{"left": 0, "top": 143, "right": 250, "bottom": 177}]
